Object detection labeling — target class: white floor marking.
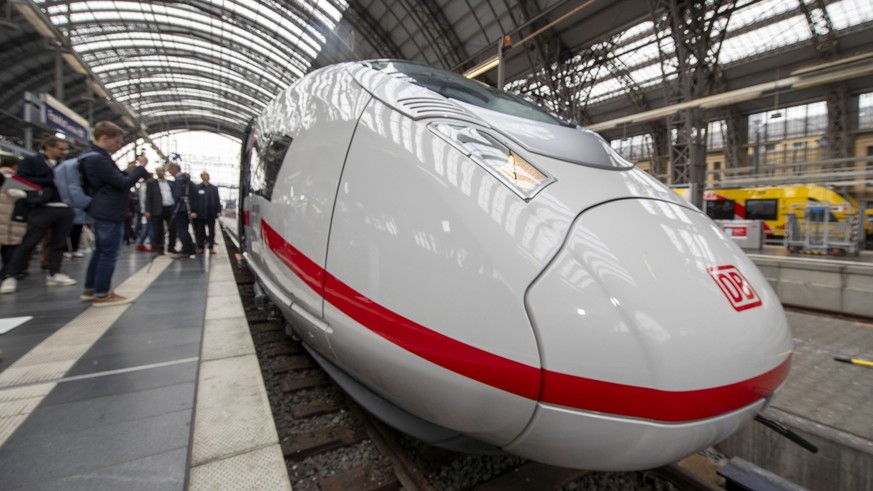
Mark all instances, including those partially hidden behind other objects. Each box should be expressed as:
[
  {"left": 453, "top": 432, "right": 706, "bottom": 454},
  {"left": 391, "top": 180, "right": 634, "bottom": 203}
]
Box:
[
  {"left": 0, "top": 316, "right": 32, "bottom": 335},
  {"left": 0, "top": 257, "right": 173, "bottom": 448}
]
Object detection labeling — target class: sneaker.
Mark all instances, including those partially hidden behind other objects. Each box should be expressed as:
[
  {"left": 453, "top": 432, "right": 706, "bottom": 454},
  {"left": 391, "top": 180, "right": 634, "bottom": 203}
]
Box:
[
  {"left": 72, "top": 251, "right": 85, "bottom": 258},
  {"left": 92, "top": 292, "right": 134, "bottom": 307},
  {"left": 0, "top": 277, "right": 16, "bottom": 294},
  {"left": 63, "top": 252, "right": 73, "bottom": 259},
  {"left": 80, "top": 289, "right": 95, "bottom": 301},
  {"left": 136, "top": 245, "right": 149, "bottom": 252},
  {"left": 209, "top": 249, "right": 216, "bottom": 255},
  {"left": 46, "top": 273, "right": 77, "bottom": 287}
]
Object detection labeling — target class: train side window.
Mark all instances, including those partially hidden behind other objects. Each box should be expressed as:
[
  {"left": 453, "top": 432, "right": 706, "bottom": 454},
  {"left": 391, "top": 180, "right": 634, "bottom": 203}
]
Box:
[
  {"left": 706, "top": 200, "right": 735, "bottom": 220},
  {"left": 745, "top": 199, "right": 778, "bottom": 221},
  {"left": 254, "top": 135, "right": 293, "bottom": 200}
]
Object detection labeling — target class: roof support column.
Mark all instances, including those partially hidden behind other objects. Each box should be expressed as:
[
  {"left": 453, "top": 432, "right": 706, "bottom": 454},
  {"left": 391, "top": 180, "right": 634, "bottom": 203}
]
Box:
[
  {"left": 825, "top": 83, "right": 851, "bottom": 164},
  {"left": 651, "top": 0, "right": 735, "bottom": 207}
]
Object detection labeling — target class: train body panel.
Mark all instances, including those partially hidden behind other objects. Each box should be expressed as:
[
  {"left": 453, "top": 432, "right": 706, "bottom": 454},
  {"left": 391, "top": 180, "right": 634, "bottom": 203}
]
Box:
[
  {"left": 528, "top": 199, "right": 791, "bottom": 392},
  {"left": 242, "top": 60, "right": 794, "bottom": 470},
  {"left": 506, "top": 398, "right": 766, "bottom": 471},
  {"left": 242, "top": 65, "right": 372, "bottom": 343}
]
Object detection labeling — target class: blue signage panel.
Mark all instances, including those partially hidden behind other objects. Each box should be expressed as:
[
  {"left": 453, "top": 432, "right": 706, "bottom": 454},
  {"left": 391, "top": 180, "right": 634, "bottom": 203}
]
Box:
[
  {"left": 44, "top": 104, "right": 89, "bottom": 143},
  {"left": 39, "top": 94, "right": 89, "bottom": 144}
]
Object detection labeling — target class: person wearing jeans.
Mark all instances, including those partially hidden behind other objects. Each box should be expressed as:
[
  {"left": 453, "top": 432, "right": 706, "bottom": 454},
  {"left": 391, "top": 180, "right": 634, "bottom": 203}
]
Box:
[{"left": 79, "top": 121, "right": 147, "bottom": 306}]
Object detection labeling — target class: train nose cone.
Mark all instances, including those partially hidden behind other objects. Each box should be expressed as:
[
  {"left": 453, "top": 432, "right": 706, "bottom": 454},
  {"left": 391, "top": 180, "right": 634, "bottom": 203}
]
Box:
[
  {"left": 527, "top": 198, "right": 792, "bottom": 413},
  {"left": 516, "top": 198, "right": 792, "bottom": 469}
]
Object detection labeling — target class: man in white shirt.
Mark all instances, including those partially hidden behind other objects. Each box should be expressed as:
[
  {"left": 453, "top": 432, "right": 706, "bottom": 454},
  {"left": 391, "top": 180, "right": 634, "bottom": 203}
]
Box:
[{"left": 144, "top": 165, "right": 176, "bottom": 255}]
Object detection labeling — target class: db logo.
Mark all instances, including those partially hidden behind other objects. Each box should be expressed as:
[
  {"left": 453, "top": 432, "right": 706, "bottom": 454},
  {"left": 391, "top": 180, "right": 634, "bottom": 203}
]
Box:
[{"left": 707, "top": 265, "right": 762, "bottom": 311}]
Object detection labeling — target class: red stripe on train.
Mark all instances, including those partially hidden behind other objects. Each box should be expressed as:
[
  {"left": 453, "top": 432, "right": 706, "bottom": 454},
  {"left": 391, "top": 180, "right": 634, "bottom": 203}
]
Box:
[{"left": 261, "top": 219, "right": 789, "bottom": 421}]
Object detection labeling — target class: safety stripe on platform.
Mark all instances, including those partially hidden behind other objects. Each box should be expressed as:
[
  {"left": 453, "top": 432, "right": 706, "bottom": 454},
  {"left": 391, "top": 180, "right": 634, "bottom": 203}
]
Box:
[
  {"left": 187, "top": 231, "right": 291, "bottom": 490},
  {"left": 0, "top": 257, "right": 173, "bottom": 448}
]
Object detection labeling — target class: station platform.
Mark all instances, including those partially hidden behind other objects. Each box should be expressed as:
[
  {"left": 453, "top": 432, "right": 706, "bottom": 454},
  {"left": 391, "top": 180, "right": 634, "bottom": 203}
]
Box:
[
  {"left": 1, "top": 227, "right": 872, "bottom": 490},
  {"left": 0, "top": 233, "right": 290, "bottom": 490}
]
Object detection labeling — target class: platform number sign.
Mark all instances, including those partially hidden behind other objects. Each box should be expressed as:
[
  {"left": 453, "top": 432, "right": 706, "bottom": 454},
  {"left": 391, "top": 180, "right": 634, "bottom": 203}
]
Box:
[{"left": 707, "top": 265, "right": 762, "bottom": 311}]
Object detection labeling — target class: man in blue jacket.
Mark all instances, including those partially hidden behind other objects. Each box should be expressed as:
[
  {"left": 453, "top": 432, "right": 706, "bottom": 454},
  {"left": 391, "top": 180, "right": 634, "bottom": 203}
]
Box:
[
  {"left": 0, "top": 135, "right": 75, "bottom": 294},
  {"left": 79, "top": 121, "right": 147, "bottom": 306}
]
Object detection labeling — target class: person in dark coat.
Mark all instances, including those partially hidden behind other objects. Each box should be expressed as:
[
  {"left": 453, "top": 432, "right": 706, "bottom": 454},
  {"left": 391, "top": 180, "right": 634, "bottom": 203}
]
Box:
[
  {"left": 79, "top": 121, "right": 147, "bottom": 306},
  {"left": 166, "top": 162, "right": 199, "bottom": 257},
  {"left": 193, "top": 171, "right": 221, "bottom": 254},
  {"left": 0, "top": 135, "right": 75, "bottom": 294}
]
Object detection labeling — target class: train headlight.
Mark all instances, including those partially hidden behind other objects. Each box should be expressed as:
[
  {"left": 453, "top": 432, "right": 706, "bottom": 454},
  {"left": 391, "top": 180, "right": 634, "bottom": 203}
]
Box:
[{"left": 429, "top": 122, "right": 554, "bottom": 200}]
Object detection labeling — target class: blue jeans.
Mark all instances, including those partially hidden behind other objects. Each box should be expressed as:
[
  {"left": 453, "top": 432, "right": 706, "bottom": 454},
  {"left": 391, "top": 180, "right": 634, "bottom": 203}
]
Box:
[
  {"left": 136, "top": 219, "right": 153, "bottom": 246},
  {"left": 85, "top": 217, "right": 124, "bottom": 297}
]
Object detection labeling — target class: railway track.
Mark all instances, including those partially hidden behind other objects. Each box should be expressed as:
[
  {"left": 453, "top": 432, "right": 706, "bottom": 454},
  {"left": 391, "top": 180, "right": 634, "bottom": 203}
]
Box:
[{"left": 223, "top": 231, "right": 722, "bottom": 491}]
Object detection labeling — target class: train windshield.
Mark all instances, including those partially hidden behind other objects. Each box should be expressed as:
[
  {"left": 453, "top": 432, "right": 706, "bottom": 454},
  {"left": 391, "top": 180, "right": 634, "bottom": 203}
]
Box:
[{"left": 369, "top": 60, "right": 566, "bottom": 126}]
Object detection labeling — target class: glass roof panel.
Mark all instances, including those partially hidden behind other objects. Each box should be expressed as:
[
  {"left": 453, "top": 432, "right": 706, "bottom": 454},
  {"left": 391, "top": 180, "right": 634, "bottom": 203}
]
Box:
[
  {"left": 90, "top": 55, "right": 286, "bottom": 89},
  {"left": 33, "top": 0, "right": 347, "bottom": 137},
  {"left": 720, "top": 15, "right": 810, "bottom": 64},
  {"left": 826, "top": 0, "right": 873, "bottom": 30},
  {"left": 105, "top": 74, "right": 274, "bottom": 100}
]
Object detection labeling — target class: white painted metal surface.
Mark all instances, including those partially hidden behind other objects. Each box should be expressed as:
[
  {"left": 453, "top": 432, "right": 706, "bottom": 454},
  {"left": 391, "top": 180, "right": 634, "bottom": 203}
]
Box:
[{"left": 242, "top": 60, "right": 794, "bottom": 470}]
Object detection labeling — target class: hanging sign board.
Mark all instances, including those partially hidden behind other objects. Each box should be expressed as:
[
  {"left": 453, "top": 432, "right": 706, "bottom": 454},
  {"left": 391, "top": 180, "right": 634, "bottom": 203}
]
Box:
[{"left": 41, "top": 93, "right": 89, "bottom": 144}]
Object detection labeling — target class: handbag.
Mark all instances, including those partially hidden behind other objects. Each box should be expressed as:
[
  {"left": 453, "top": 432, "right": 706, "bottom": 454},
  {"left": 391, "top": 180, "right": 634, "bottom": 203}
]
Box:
[
  {"left": 11, "top": 198, "right": 29, "bottom": 222},
  {"left": 24, "top": 188, "right": 52, "bottom": 206}
]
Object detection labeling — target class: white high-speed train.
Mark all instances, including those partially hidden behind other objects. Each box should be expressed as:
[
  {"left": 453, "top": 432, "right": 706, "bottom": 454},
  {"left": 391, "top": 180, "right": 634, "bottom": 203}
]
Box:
[{"left": 238, "top": 60, "right": 793, "bottom": 470}]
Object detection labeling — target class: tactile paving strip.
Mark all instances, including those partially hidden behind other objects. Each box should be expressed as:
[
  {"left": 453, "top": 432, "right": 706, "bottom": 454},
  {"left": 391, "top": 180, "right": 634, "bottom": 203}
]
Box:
[{"left": 187, "top": 232, "right": 291, "bottom": 487}]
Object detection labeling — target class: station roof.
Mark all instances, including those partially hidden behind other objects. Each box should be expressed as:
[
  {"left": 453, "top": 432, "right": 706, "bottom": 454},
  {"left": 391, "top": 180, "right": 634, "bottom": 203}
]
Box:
[{"left": 1, "top": 0, "right": 872, "bottom": 151}]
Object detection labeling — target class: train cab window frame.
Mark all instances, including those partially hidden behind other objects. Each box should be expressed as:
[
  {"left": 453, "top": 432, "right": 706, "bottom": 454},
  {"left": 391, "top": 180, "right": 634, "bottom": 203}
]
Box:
[
  {"left": 745, "top": 199, "right": 778, "bottom": 221},
  {"left": 253, "top": 134, "right": 293, "bottom": 201}
]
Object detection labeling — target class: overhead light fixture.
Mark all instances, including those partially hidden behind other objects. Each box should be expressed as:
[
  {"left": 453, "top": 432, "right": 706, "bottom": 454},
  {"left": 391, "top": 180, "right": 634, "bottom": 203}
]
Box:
[
  {"left": 12, "top": 0, "right": 56, "bottom": 39},
  {"left": 463, "top": 55, "right": 499, "bottom": 79},
  {"left": 62, "top": 52, "right": 87, "bottom": 75}
]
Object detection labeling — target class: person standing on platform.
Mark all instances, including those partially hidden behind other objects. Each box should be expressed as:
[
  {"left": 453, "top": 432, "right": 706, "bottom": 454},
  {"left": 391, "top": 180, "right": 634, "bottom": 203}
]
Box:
[
  {"left": 146, "top": 165, "right": 175, "bottom": 255},
  {"left": 167, "top": 162, "right": 199, "bottom": 258},
  {"left": 79, "top": 121, "right": 147, "bottom": 306},
  {"left": 0, "top": 155, "right": 26, "bottom": 280},
  {"left": 194, "top": 171, "right": 221, "bottom": 254},
  {"left": 135, "top": 172, "right": 155, "bottom": 251},
  {"left": 0, "top": 135, "right": 75, "bottom": 294}
]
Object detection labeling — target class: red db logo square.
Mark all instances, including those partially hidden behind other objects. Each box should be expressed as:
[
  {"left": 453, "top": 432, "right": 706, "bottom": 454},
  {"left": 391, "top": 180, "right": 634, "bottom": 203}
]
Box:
[{"left": 707, "top": 265, "right": 762, "bottom": 311}]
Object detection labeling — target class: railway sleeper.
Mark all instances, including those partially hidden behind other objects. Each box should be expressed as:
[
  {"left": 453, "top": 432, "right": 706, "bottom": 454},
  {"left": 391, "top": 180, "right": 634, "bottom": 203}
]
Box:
[
  {"left": 282, "top": 426, "right": 363, "bottom": 460},
  {"left": 290, "top": 398, "right": 345, "bottom": 419},
  {"left": 281, "top": 374, "right": 330, "bottom": 392},
  {"left": 317, "top": 463, "right": 400, "bottom": 491},
  {"left": 268, "top": 350, "right": 311, "bottom": 366}
]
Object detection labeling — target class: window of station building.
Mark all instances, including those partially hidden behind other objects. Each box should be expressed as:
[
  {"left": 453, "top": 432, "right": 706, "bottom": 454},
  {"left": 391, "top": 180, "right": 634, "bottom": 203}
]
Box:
[
  {"left": 745, "top": 199, "right": 778, "bottom": 221},
  {"left": 610, "top": 134, "right": 653, "bottom": 161},
  {"left": 707, "top": 121, "right": 725, "bottom": 151},
  {"left": 706, "top": 199, "right": 735, "bottom": 220},
  {"left": 861, "top": 93, "right": 873, "bottom": 129},
  {"left": 748, "top": 101, "right": 827, "bottom": 143}
]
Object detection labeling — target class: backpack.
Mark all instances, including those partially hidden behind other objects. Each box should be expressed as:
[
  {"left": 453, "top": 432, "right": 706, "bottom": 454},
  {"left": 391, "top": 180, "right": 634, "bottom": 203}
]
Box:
[{"left": 60, "top": 151, "right": 100, "bottom": 197}]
